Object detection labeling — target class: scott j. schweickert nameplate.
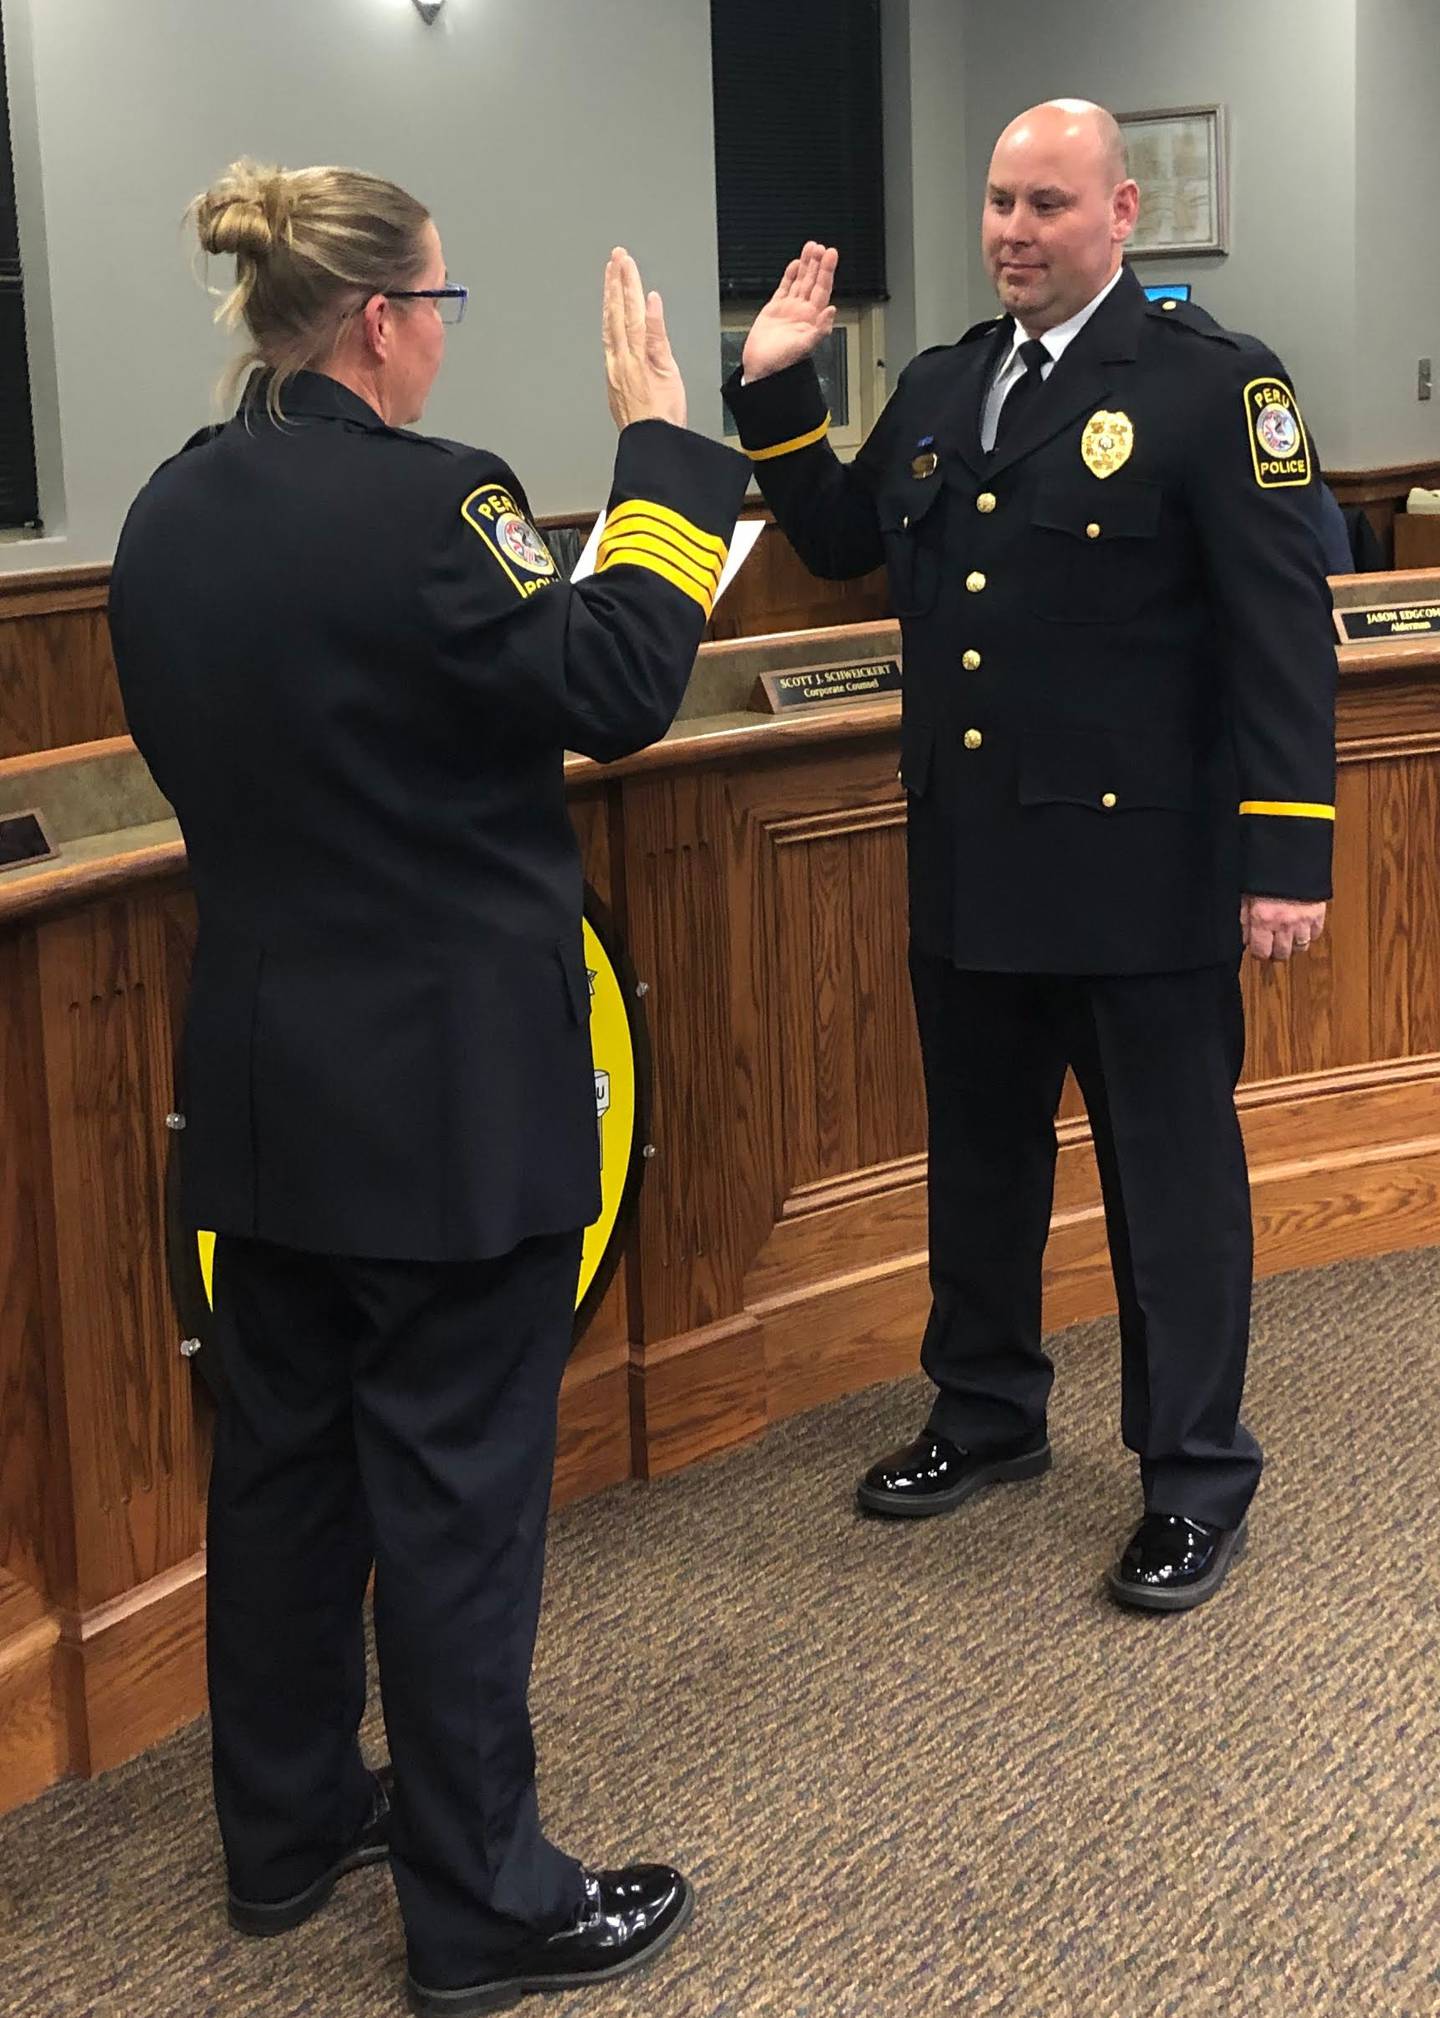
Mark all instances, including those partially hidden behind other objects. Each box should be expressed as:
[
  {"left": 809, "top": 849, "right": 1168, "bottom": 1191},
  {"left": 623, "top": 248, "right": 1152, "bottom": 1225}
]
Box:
[{"left": 754, "top": 659, "right": 902, "bottom": 713}]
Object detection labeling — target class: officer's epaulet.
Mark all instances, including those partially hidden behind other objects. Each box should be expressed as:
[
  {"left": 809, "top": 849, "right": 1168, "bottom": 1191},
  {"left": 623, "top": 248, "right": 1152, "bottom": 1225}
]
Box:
[
  {"left": 174, "top": 423, "right": 224, "bottom": 455},
  {"left": 147, "top": 422, "right": 224, "bottom": 480},
  {"left": 1146, "top": 297, "right": 1240, "bottom": 347},
  {"left": 958, "top": 315, "right": 1008, "bottom": 346},
  {"left": 397, "top": 430, "right": 476, "bottom": 459}
]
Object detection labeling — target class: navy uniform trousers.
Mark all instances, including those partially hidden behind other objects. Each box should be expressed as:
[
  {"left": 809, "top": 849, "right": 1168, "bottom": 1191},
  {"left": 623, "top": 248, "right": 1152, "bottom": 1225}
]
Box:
[
  {"left": 910, "top": 951, "right": 1261, "bottom": 1528},
  {"left": 206, "top": 1229, "right": 586, "bottom": 1984}
]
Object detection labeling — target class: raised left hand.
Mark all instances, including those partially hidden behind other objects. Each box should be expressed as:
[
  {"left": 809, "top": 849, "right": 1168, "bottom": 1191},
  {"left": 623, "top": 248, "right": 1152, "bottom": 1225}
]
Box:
[
  {"left": 602, "top": 247, "right": 686, "bottom": 432},
  {"left": 1241, "top": 895, "right": 1327, "bottom": 961}
]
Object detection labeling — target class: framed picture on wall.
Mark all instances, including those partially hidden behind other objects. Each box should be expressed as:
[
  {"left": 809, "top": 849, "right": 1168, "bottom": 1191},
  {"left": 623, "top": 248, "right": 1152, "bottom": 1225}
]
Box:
[{"left": 1120, "top": 105, "right": 1228, "bottom": 258}]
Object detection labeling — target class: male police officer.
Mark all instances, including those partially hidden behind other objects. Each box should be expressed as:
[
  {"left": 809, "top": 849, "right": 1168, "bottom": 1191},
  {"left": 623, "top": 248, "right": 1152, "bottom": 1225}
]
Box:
[{"left": 723, "top": 101, "right": 1337, "bottom": 1611}]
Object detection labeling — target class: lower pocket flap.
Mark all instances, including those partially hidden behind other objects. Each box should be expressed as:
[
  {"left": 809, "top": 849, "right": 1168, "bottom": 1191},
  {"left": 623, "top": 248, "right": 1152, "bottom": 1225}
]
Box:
[{"left": 1019, "top": 730, "right": 1193, "bottom": 811}]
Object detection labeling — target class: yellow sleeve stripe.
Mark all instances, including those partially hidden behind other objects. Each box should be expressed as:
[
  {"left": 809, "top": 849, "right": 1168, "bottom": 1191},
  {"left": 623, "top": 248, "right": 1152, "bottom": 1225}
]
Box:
[
  {"left": 598, "top": 517, "right": 724, "bottom": 587},
  {"left": 744, "top": 415, "right": 831, "bottom": 462},
  {"left": 596, "top": 544, "right": 716, "bottom": 616},
  {"left": 1239, "top": 800, "right": 1336, "bottom": 821},
  {"left": 602, "top": 498, "right": 729, "bottom": 565},
  {"left": 597, "top": 531, "right": 720, "bottom": 598}
]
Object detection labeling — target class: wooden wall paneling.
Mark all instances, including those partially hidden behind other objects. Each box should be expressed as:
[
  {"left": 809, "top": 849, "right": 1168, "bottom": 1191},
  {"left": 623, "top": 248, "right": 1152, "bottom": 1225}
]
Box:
[
  {"left": 760, "top": 1258, "right": 931, "bottom": 1425},
  {"left": 747, "top": 1177, "right": 928, "bottom": 1311},
  {"left": 622, "top": 768, "right": 748, "bottom": 1340},
  {"left": 806, "top": 825, "right": 864, "bottom": 1180},
  {"left": 805, "top": 825, "right": 864, "bottom": 1180},
  {"left": 35, "top": 897, "right": 204, "bottom": 1610},
  {"left": 1394, "top": 515, "right": 1440, "bottom": 572},
  {"left": 851, "top": 815, "right": 926, "bottom": 1169},
  {"left": 1280, "top": 757, "right": 1373, "bottom": 1074},
  {"left": 705, "top": 520, "right": 889, "bottom": 643},
  {"left": 1326, "top": 461, "right": 1440, "bottom": 566},
  {"left": 0, "top": 933, "right": 59, "bottom": 1605},
  {"left": 745, "top": 746, "right": 926, "bottom": 1331},
  {"left": 1239, "top": 760, "right": 1373, "bottom": 1084},
  {"left": 620, "top": 767, "right": 768, "bottom": 1475},
  {"left": 0, "top": 1585, "right": 66, "bottom": 1813},
  {"left": 1057, "top": 1070, "right": 1086, "bottom": 1122},
  {"left": 1369, "top": 753, "right": 1440, "bottom": 1059},
  {"left": 0, "top": 585, "right": 121, "bottom": 761},
  {"left": 57, "top": 1554, "right": 207, "bottom": 1778},
  {"left": 769, "top": 814, "right": 822, "bottom": 1200}
]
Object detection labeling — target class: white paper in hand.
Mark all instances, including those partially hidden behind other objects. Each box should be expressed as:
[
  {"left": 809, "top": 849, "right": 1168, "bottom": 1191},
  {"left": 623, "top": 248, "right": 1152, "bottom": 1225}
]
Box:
[{"left": 571, "top": 512, "right": 765, "bottom": 607}]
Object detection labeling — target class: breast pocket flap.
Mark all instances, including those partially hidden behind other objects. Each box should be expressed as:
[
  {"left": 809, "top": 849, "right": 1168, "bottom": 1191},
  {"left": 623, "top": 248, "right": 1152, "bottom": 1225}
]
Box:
[{"left": 1031, "top": 477, "right": 1162, "bottom": 542}]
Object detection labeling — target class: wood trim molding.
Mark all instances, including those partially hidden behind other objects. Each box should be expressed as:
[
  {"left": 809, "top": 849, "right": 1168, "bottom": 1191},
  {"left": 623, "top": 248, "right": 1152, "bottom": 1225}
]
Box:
[
  {"left": 1325, "top": 459, "right": 1440, "bottom": 503},
  {"left": 0, "top": 565, "right": 111, "bottom": 622}
]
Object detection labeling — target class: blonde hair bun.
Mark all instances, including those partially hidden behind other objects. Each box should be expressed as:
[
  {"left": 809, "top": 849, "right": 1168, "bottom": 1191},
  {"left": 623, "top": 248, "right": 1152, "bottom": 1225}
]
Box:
[
  {"left": 193, "top": 160, "right": 293, "bottom": 259},
  {"left": 188, "top": 159, "right": 431, "bottom": 411}
]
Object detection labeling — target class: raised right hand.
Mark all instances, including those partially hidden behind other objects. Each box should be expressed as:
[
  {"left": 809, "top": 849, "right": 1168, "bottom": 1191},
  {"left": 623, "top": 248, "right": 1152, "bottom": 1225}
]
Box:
[
  {"left": 603, "top": 247, "right": 687, "bottom": 431},
  {"left": 740, "top": 241, "right": 839, "bottom": 383}
]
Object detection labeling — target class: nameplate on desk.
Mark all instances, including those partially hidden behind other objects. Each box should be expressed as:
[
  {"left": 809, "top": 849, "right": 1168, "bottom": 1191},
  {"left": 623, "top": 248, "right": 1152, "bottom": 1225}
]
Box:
[
  {"left": 1334, "top": 601, "right": 1440, "bottom": 643},
  {"left": 753, "top": 659, "right": 902, "bottom": 713},
  {"left": 0, "top": 808, "right": 56, "bottom": 873}
]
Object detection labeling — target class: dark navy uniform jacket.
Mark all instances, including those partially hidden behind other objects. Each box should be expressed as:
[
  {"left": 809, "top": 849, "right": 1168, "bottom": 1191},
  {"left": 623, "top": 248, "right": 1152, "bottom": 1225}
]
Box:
[
  {"left": 110, "top": 371, "right": 747, "bottom": 1261},
  {"left": 724, "top": 267, "right": 1338, "bottom": 974}
]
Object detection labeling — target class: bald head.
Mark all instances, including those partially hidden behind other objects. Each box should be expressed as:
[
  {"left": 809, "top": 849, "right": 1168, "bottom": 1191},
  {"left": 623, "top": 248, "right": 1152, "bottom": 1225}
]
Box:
[
  {"left": 997, "top": 100, "right": 1129, "bottom": 185},
  {"left": 982, "top": 99, "right": 1140, "bottom": 334}
]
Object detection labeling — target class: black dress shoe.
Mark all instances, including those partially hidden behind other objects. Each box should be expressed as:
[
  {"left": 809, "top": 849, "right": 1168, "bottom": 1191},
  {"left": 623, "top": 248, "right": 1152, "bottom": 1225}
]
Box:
[
  {"left": 856, "top": 1430, "right": 1051, "bottom": 1517},
  {"left": 1107, "top": 1512, "right": 1248, "bottom": 1612},
  {"left": 228, "top": 1765, "right": 393, "bottom": 1935},
  {"left": 406, "top": 1864, "right": 694, "bottom": 2015}
]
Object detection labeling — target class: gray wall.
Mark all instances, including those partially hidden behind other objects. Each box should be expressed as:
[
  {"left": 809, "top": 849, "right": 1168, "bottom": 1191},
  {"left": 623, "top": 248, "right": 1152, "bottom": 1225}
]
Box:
[
  {"left": 883, "top": 0, "right": 972, "bottom": 374},
  {"left": 955, "top": 0, "right": 1365, "bottom": 463},
  {"left": 3, "top": 0, "right": 721, "bottom": 571},
  {"left": 1355, "top": 0, "right": 1440, "bottom": 465},
  {"left": 10, "top": 0, "right": 1440, "bottom": 573}
]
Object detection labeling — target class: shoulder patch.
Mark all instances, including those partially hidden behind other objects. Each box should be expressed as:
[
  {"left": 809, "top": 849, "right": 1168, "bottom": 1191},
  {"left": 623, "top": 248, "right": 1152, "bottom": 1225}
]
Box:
[
  {"left": 460, "top": 484, "right": 559, "bottom": 599},
  {"left": 1244, "top": 377, "right": 1312, "bottom": 489}
]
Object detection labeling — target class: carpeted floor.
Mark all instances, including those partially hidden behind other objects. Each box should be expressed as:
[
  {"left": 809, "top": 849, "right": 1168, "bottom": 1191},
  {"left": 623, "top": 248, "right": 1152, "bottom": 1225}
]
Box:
[{"left": 3, "top": 1251, "right": 1439, "bottom": 2018}]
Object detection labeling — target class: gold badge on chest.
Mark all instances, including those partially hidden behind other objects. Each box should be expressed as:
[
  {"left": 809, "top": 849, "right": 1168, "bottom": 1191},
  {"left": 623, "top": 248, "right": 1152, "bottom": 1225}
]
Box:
[{"left": 1081, "top": 410, "right": 1134, "bottom": 479}]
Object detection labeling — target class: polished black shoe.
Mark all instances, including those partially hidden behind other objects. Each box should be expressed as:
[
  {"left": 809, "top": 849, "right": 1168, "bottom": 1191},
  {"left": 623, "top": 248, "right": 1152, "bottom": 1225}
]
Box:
[
  {"left": 856, "top": 1430, "right": 1051, "bottom": 1517},
  {"left": 227, "top": 1765, "right": 393, "bottom": 1935},
  {"left": 406, "top": 1863, "right": 694, "bottom": 2015},
  {"left": 1107, "top": 1512, "right": 1248, "bottom": 1612}
]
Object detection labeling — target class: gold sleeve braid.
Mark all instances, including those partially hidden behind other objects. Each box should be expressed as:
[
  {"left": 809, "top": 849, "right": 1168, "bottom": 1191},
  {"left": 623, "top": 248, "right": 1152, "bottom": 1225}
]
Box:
[
  {"left": 1238, "top": 801, "right": 1335, "bottom": 821},
  {"left": 596, "top": 500, "right": 729, "bottom": 617},
  {"left": 743, "top": 415, "right": 832, "bottom": 462}
]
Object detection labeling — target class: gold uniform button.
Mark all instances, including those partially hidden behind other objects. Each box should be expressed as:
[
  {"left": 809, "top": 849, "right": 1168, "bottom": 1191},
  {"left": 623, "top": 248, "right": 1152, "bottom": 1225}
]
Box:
[
  {"left": 1162, "top": 298, "right": 1179, "bottom": 311},
  {"left": 1086, "top": 522, "right": 1101, "bottom": 539},
  {"left": 963, "top": 728, "right": 983, "bottom": 751},
  {"left": 965, "top": 571, "right": 987, "bottom": 593},
  {"left": 1101, "top": 791, "right": 1118, "bottom": 809},
  {"left": 962, "top": 650, "right": 982, "bottom": 672},
  {"left": 976, "top": 491, "right": 997, "bottom": 514}
]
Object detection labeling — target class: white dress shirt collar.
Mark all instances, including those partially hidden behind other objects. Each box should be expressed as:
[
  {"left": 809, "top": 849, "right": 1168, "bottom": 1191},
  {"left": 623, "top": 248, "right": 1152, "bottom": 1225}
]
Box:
[
  {"left": 979, "top": 265, "right": 1128, "bottom": 453},
  {"left": 1003, "top": 263, "right": 1127, "bottom": 373}
]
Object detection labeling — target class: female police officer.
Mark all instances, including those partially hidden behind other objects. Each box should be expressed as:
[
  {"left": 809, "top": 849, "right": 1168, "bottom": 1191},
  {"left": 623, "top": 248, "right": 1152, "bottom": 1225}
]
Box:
[{"left": 108, "top": 160, "right": 747, "bottom": 2014}]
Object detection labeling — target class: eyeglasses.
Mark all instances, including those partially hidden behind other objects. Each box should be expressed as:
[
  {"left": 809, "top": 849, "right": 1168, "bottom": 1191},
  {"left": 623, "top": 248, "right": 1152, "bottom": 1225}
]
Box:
[{"left": 384, "top": 285, "right": 469, "bottom": 326}]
